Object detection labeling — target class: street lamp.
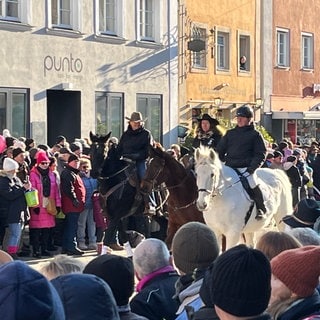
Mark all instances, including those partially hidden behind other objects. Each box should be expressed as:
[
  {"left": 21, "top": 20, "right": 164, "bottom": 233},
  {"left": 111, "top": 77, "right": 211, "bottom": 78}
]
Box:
[
  {"left": 214, "top": 97, "right": 223, "bottom": 107},
  {"left": 255, "top": 98, "right": 264, "bottom": 109}
]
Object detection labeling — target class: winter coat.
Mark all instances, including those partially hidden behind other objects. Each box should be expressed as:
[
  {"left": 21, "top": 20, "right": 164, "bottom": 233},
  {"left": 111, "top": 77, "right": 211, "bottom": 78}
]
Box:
[
  {"left": 119, "top": 307, "right": 149, "bottom": 320},
  {"left": 270, "top": 290, "right": 320, "bottom": 320},
  {"left": 29, "top": 166, "right": 61, "bottom": 229},
  {"left": 60, "top": 165, "right": 85, "bottom": 213},
  {"left": 217, "top": 124, "right": 267, "bottom": 171},
  {"left": 310, "top": 155, "right": 320, "bottom": 190},
  {"left": 92, "top": 192, "right": 108, "bottom": 229},
  {"left": 0, "top": 171, "right": 27, "bottom": 224},
  {"left": 283, "top": 162, "right": 302, "bottom": 188},
  {"left": 130, "top": 269, "right": 180, "bottom": 320},
  {"left": 51, "top": 273, "right": 120, "bottom": 320},
  {"left": 118, "top": 125, "right": 153, "bottom": 161}
]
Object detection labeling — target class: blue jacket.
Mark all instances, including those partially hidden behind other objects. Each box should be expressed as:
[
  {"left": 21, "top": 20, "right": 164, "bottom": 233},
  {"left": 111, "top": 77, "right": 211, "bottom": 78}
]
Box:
[{"left": 80, "top": 173, "right": 98, "bottom": 209}]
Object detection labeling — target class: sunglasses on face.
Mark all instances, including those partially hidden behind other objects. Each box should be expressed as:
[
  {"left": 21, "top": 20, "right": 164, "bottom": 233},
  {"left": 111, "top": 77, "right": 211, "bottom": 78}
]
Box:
[{"left": 40, "top": 162, "right": 50, "bottom": 165}]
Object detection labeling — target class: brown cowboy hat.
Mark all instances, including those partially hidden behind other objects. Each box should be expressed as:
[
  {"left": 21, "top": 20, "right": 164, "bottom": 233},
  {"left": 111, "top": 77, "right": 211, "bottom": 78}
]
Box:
[
  {"left": 125, "top": 112, "right": 147, "bottom": 123},
  {"left": 282, "top": 198, "right": 320, "bottom": 228},
  {"left": 197, "top": 113, "right": 220, "bottom": 126}
]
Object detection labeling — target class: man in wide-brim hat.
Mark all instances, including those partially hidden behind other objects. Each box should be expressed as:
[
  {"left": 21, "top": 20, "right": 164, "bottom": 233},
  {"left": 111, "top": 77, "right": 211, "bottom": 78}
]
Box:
[
  {"left": 282, "top": 198, "right": 320, "bottom": 229},
  {"left": 125, "top": 112, "right": 147, "bottom": 123}
]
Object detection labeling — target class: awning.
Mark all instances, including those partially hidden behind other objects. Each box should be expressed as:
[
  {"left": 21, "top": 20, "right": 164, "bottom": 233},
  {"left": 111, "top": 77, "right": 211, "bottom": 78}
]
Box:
[{"left": 272, "top": 111, "right": 320, "bottom": 120}]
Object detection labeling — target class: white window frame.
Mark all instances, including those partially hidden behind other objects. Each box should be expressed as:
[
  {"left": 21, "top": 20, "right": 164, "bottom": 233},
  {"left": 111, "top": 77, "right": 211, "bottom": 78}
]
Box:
[
  {"left": 216, "top": 29, "right": 230, "bottom": 72},
  {"left": 95, "top": 0, "right": 123, "bottom": 37},
  {"left": 301, "top": 32, "right": 314, "bottom": 70},
  {"left": 0, "top": 0, "right": 31, "bottom": 24},
  {"left": 47, "top": 0, "right": 82, "bottom": 32},
  {"left": 136, "top": 0, "right": 162, "bottom": 43},
  {"left": 276, "top": 28, "right": 290, "bottom": 68}
]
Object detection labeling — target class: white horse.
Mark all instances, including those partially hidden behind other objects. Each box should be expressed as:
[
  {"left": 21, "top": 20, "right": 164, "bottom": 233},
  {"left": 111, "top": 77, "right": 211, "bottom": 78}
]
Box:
[{"left": 194, "top": 146, "right": 293, "bottom": 250}]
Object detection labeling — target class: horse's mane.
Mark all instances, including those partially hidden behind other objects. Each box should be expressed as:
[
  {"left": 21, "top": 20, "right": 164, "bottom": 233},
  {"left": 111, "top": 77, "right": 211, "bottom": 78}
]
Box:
[{"left": 194, "top": 146, "right": 222, "bottom": 170}]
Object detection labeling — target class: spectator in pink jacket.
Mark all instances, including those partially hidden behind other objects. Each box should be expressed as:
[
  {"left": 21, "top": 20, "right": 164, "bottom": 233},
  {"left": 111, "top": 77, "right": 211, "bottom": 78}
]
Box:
[{"left": 29, "top": 151, "right": 61, "bottom": 258}]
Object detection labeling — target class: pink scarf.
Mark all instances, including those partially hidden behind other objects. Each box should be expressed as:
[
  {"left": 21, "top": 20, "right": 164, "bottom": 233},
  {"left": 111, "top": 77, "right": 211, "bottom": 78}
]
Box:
[{"left": 136, "top": 265, "right": 176, "bottom": 292}]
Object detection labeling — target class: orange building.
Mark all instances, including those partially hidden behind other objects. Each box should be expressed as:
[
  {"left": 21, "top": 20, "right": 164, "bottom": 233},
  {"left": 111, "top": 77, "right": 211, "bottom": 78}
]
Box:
[{"left": 178, "top": 0, "right": 262, "bottom": 132}]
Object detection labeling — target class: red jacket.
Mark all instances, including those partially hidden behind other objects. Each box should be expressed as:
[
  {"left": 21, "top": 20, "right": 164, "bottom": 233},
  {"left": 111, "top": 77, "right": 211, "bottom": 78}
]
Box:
[{"left": 60, "top": 165, "right": 85, "bottom": 213}]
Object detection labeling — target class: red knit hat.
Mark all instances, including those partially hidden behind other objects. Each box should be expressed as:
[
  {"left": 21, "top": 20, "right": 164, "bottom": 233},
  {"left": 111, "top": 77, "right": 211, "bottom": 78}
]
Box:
[
  {"left": 271, "top": 246, "right": 320, "bottom": 297},
  {"left": 36, "top": 151, "right": 50, "bottom": 165}
]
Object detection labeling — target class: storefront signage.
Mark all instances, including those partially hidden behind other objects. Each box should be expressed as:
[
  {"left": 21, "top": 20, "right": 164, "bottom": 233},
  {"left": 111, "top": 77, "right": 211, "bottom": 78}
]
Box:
[{"left": 44, "top": 54, "right": 83, "bottom": 76}]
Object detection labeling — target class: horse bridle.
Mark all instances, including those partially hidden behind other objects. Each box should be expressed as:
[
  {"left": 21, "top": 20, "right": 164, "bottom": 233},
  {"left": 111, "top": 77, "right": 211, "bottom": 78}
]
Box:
[
  {"left": 197, "top": 164, "right": 242, "bottom": 198},
  {"left": 144, "top": 157, "right": 199, "bottom": 211}
]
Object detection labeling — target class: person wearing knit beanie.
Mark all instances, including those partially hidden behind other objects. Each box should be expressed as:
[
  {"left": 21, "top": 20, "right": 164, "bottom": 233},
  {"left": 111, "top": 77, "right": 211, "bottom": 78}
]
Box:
[
  {"left": 172, "top": 222, "right": 219, "bottom": 274},
  {"left": 12, "top": 147, "right": 25, "bottom": 160},
  {"left": 83, "top": 254, "right": 148, "bottom": 319},
  {"left": 268, "top": 246, "right": 320, "bottom": 319},
  {"left": 36, "top": 150, "right": 50, "bottom": 165},
  {"left": 268, "top": 246, "right": 320, "bottom": 320},
  {"left": 172, "top": 222, "right": 220, "bottom": 319},
  {"left": 2, "top": 157, "right": 19, "bottom": 171},
  {"left": 211, "top": 244, "right": 271, "bottom": 319}
]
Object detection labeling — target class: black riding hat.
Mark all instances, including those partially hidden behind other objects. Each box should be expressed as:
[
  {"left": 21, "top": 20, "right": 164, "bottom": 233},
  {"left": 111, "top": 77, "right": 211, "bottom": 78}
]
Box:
[{"left": 236, "top": 105, "right": 253, "bottom": 118}]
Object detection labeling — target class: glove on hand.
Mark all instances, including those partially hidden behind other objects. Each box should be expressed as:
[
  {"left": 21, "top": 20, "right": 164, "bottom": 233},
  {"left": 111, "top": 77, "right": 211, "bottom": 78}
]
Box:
[
  {"left": 56, "top": 207, "right": 61, "bottom": 213},
  {"left": 246, "top": 168, "right": 254, "bottom": 174},
  {"left": 72, "top": 199, "right": 80, "bottom": 208},
  {"left": 33, "top": 207, "right": 40, "bottom": 214}
]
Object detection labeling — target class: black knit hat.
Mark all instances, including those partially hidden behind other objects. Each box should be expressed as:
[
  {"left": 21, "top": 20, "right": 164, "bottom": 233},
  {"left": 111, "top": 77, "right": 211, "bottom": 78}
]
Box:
[
  {"left": 172, "top": 222, "right": 219, "bottom": 274},
  {"left": 211, "top": 244, "right": 271, "bottom": 317},
  {"left": 12, "top": 147, "right": 25, "bottom": 159},
  {"left": 83, "top": 254, "right": 134, "bottom": 306}
]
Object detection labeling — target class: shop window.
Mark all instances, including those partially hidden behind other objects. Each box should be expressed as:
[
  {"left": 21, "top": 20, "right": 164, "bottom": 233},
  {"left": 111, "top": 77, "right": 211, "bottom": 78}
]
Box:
[
  {"left": 95, "top": 92, "right": 124, "bottom": 139},
  {"left": 276, "top": 28, "right": 290, "bottom": 67},
  {"left": 137, "top": 93, "right": 162, "bottom": 143},
  {"left": 49, "top": 0, "right": 81, "bottom": 31},
  {"left": 0, "top": 88, "right": 28, "bottom": 138},
  {"left": 96, "top": 0, "right": 123, "bottom": 36},
  {"left": 301, "top": 32, "right": 314, "bottom": 70}
]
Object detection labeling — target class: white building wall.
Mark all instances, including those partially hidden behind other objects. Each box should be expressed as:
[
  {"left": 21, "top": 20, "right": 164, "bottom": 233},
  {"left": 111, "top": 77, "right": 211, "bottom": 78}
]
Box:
[{"left": 0, "top": 0, "right": 178, "bottom": 147}]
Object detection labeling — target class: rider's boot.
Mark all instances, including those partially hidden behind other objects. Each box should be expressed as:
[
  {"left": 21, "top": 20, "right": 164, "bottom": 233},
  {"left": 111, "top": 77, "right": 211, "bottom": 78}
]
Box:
[{"left": 251, "top": 186, "right": 267, "bottom": 220}]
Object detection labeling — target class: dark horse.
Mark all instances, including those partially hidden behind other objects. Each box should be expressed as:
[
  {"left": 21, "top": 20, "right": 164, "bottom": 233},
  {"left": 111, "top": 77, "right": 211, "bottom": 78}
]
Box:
[
  {"left": 89, "top": 132, "right": 145, "bottom": 248},
  {"left": 141, "top": 145, "right": 206, "bottom": 247}
]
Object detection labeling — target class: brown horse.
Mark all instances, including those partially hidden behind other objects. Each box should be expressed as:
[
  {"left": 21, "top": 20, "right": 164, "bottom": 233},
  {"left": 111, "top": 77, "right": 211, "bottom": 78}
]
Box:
[{"left": 141, "top": 145, "right": 206, "bottom": 247}]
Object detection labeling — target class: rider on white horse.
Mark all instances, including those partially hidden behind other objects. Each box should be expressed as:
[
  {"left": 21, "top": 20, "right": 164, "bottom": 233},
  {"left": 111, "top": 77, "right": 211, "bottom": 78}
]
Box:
[{"left": 216, "top": 105, "right": 267, "bottom": 220}]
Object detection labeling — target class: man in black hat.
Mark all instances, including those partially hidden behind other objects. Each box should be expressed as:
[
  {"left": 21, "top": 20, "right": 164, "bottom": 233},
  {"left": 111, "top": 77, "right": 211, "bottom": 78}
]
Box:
[
  {"left": 192, "top": 113, "right": 223, "bottom": 150},
  {"left": 282, "top": 198, "right": 320, "bottom": 230},
  {"left": 217, "top": 105, "right": 267, "bottom": 220}
]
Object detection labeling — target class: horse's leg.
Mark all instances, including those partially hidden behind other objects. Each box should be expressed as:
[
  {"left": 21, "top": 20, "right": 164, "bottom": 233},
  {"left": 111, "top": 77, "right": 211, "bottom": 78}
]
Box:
[
  {"left": 243, "top": 232, "right": 255, "bottom": 247},
  {"left": 104, "top": 216, "right": 121, "bottom": 246},
  {"left": 166, "top": 219, "right": 179, "bottom": 250},
  {"left": 225, "top": 230, "right": 241, "bottom": 250}
]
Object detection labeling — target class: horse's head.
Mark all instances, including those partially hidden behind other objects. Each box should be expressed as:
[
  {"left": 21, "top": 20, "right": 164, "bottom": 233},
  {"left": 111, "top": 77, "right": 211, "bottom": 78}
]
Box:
[
  {"left": 140, "top": 145, "right": 166, "bottom": 194},
  {"left": 194, "top": 146, "right": 221, "bottom": 211},
  {"left": 89, "top": 131, "right": 111, "bottom": 179}
]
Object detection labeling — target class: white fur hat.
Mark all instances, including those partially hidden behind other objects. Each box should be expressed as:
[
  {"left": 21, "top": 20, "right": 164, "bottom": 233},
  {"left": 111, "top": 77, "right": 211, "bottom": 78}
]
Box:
[{"left": 3, "top": 158, "right": 19, "bottom": 171}]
